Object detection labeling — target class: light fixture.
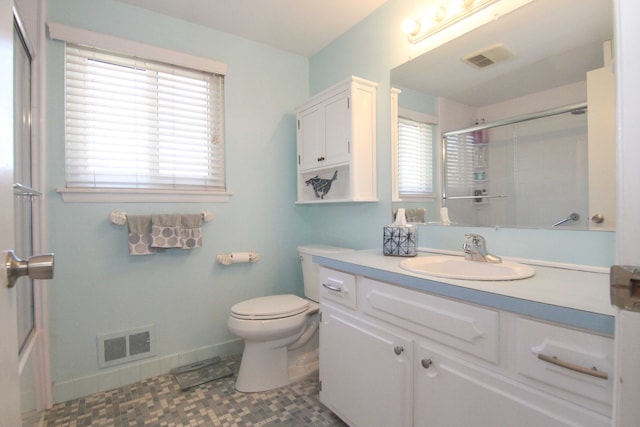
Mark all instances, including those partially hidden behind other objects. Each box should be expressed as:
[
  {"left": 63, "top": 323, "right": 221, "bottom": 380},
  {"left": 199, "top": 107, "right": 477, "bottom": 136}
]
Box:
[{"left": 406, "top": 0, "right": 500, "bottom": 44}]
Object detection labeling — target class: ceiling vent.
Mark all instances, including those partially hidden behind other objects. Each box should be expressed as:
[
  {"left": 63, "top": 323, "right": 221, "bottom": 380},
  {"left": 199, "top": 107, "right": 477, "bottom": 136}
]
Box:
[{"left": 462, "top": 44, "right": 515, "bottom": 68}]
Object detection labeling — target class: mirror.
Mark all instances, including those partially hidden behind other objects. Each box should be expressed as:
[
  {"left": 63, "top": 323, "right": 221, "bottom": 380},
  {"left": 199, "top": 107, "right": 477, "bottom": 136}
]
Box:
[{"left": 391, "top": 0, "right": 615, "bottom": 230}]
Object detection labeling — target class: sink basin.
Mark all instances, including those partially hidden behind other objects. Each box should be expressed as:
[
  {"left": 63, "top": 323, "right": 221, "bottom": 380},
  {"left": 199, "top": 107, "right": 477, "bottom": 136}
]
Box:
[{"left": 399, "top": 255, "right": 535, "bottom": 281}]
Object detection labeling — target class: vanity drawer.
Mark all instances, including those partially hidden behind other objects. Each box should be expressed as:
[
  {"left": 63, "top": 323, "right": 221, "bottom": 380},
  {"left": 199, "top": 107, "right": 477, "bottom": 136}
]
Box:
[
  {"left": 516, "top": 318, "right": 613, "bottom": 412},
  {"left": 319, "top": 267, "right": 357, "bottom": 310},
  {"left": 359, "top": 277, "right": 500, "bottom": 363}
]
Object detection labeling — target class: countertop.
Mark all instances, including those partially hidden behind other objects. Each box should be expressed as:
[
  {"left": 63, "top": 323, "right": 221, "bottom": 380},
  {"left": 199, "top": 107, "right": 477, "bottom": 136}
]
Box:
[{"left": 313, "top": 249, "right": 616, "bottom": 335}]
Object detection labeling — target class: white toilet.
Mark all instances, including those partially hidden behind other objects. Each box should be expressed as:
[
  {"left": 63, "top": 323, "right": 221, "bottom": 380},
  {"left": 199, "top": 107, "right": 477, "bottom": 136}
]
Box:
[{"left": 227, "top": 244, "right": 353, "bottom": 392}]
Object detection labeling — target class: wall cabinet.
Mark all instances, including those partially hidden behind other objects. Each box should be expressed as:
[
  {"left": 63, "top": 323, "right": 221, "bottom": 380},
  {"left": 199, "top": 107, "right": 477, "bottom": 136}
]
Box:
[
  {"left": 318, "top": 267, "right": 613, "bottom": 427},
  {"left": 296, "top": 77, "right": 377, "bottom": 203}
]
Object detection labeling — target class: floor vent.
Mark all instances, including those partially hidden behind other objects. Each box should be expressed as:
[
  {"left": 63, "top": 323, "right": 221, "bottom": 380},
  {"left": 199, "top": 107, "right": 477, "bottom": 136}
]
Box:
[{"left": 97, "top": 325, "right": 156, "bottom": 368}]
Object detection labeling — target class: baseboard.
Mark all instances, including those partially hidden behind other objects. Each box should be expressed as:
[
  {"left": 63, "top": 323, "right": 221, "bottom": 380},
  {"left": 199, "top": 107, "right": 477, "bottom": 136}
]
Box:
[{"left": 52, "top": 339, "right": 243, "bottom": 404}]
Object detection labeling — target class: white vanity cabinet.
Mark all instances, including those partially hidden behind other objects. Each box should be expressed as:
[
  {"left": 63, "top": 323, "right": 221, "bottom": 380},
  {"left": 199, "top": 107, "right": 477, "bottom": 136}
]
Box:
[
  {"left": 296, "top": 76, "right": 377, "bottom": 203},
  {"left": 318, "top": 267, "right": 613, "bottom": 427},
  {"left": 320, "top": 303, "right": 413, "bottom": 427}
]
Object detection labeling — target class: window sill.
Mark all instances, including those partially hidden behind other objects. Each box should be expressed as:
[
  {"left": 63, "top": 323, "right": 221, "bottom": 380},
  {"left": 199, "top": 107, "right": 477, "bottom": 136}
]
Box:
[
  {"left": 393, "top": 194, "right": 436, "bottom": 203},
  {"left": 57, "top": 187, "right": 232, "bottom": 203}
]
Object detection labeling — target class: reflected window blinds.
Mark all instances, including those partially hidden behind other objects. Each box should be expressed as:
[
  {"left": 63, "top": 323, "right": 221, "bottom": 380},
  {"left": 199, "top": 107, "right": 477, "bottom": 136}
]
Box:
[{"left": 397, "top": 117, "right": 434, "bottom": 196}]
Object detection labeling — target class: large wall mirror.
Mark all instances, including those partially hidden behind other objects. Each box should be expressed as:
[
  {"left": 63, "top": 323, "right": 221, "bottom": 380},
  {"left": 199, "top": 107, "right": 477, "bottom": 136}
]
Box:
[{"left": 391, "top": 0, "right": 615, "bottom": 231}]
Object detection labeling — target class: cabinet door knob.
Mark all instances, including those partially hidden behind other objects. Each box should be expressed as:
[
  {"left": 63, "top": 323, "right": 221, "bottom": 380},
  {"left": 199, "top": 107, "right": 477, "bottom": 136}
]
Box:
[
  {"left": 421, "top": 359, "right": 433, "bottom": 369},
  {"left": 393, "top": 346, "right": 404, "bottom": 355}
]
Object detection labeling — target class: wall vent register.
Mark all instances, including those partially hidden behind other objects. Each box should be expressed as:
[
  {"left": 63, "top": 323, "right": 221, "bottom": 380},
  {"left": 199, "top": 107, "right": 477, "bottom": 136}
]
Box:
[{"left": 97, "top": 325, "right": 156, "bottom": 368}]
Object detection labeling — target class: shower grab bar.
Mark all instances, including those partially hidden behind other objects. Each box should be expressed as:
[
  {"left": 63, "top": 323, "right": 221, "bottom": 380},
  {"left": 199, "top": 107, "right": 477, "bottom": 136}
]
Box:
[
  {"left": 13, "top": 183, "right": 42, "bottom": 197},
  {"left": 445, "top": 194, "right": 508, "bottom": 200},
  {"left": 442, "top": 102, "right": 588, "bottom": 137},
  {"left": 551, "top": 212, "right": 580, "bottom": 227}
]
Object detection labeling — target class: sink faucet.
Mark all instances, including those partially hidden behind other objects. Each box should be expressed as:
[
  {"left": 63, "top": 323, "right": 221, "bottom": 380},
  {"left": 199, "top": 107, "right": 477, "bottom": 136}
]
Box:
[{"left": 462, "top": 234, "right": 502, "bottom": 263}]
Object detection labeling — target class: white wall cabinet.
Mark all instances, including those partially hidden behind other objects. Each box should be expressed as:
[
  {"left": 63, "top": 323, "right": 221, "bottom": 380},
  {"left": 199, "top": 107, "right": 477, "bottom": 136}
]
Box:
[
  {"left": 318, "top": 267, "right": 613, "bottom": 427},
  {"left": 296, "top": 77, "right": 377, "bottom": 203}
]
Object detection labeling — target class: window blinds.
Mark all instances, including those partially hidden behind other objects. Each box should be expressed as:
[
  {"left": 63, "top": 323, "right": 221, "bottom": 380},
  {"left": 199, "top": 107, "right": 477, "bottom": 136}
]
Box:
[
  {"left": 444, "top": 133, "right": 476, "bottom": 196},
  {"left": 64, "top": 44, "right": 225, "bottom": 190},
  {"left": 397, "top": 117, "right": 434, "bottom": 195}
]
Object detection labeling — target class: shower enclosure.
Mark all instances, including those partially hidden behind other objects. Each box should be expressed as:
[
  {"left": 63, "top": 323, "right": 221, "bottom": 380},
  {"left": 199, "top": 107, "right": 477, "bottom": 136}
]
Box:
[{"left": 442, "top": 103, "right": 589, "bottom": 229}]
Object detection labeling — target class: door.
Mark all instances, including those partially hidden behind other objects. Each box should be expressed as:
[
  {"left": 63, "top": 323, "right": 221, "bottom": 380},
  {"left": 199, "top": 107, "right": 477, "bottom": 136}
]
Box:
[
  {"left": 2, "top": 4, "right": 53, "bottom": 425},
  {"left": 297, "top": 104, "right": 323, "bottom": 170},
  {"left": 319, "top": 302, "right": 413, "bottom": 427},
  {"left": 0, "top": 0, "right": 21, "bottom": 424},
  {"left": 322, "top": 91, "right": 350, "bottom": 166},
  {"left": 612, "top": 0, "right": 640, "bottom": 425}
]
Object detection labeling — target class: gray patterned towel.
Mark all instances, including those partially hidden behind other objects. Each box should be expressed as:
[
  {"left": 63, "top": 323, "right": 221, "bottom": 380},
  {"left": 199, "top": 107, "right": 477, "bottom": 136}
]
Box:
[
  {"left": 180, "top": 214, "right": 202, "bottom": 249},
  {"left": 151, "top": 214, "right": 183, "bottom": 248},
  {"left": 127, "top": 215, "right": 155, "bottom": 255}
]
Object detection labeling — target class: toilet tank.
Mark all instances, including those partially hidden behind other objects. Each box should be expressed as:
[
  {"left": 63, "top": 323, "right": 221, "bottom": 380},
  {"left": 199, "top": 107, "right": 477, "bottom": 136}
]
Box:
[{"left": 298, "top": 245, "right": 354, "bottom": 302}]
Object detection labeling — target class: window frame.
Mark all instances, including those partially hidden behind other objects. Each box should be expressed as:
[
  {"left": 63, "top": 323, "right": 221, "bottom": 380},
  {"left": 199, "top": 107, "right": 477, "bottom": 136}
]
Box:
[
  {"left": 392, "top": 106, "right": 438, "bottom": 202},
  {"left": 49, "top": 22, "right": 231, "bottom": 202}
]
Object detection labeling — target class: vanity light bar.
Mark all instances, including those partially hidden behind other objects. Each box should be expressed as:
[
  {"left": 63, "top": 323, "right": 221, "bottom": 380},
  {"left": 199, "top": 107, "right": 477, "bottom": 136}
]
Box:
[{"left": 407, "top": 0, "right": 500, "bottom": 44}]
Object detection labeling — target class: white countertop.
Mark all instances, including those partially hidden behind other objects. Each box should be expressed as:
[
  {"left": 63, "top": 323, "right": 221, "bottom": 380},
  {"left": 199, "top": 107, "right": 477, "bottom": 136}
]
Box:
[{"left": 313, "top": 249, "right": 616, "bottom": 335}]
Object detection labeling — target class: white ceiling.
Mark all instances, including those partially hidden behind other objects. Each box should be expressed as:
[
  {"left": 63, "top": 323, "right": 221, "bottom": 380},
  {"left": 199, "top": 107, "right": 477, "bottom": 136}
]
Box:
[{"left": 114, "top": 0, "right": 390, "bottom": 57}]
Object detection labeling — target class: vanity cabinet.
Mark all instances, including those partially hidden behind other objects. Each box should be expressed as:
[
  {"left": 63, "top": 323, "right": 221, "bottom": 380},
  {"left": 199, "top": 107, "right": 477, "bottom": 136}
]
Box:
[
  {"left": 318, "top": 267, "right": 613, "bottom": 427},
  {"left": 296, "top": 76, "right": 377, "bottom": 203},
  {"left": 320, "top": 303, "right": 413, "bottom": 427}
]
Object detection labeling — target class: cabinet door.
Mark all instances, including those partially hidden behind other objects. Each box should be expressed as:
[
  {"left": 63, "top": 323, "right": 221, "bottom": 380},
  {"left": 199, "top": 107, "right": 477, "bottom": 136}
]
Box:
[
  {"left": 414, "top": 343, "right": 610, "bottom": 427},
  {"left": 320, "top": 303, "right": 412, "bottom": 427},
  {"left": 298, "top": 104, "right": 324, "bottom": 170},
  {"left": 322, "top": 91, "right": 351, "bottom": 166}
]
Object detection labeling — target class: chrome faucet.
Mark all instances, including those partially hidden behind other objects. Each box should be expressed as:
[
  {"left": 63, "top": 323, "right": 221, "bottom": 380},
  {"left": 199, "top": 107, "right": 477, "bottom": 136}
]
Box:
[{"left": 462, "top": 234, "right": 502, "bottom": 263}]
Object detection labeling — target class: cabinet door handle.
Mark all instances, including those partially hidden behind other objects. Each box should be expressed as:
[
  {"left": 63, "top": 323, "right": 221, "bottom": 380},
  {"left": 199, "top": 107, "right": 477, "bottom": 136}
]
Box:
[
  {"left": 322, "top": 282, "right": 342, "bottom": 292},
  {"left": 421, "top": 359, "right": 432, "bottom": 369},
  {"left": 537, "top": 353, "right": 609, "bottom": 380},
  {"left": 394, "top": 346, "right": 404, "bottom": 355},
  {"left": 317, "top": 156, "right": 325, "bottom": 162}
]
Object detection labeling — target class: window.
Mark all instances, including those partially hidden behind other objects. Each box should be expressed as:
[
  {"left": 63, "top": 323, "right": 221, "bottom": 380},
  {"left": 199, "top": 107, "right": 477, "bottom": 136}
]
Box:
[
  {"left": 444, "top": 133, "right": 476, "bottom": 197},
  {"left": 64, "top": 43, "right": 224, "bottom": 196},
  {"left": 396, "top": 117, "right": 435, "bottom": 197}
]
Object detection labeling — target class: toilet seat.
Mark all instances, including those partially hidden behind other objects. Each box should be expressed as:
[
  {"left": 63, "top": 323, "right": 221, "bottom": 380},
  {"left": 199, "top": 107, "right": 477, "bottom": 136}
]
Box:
[{"left": 231, "top": 294, "right": 310, "bottom": 320}]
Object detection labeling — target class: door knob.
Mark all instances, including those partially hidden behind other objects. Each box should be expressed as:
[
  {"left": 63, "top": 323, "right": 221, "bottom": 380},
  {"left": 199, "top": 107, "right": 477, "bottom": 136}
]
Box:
[{"left": 4, "top": 250, "right": 54, "bottom": 288}]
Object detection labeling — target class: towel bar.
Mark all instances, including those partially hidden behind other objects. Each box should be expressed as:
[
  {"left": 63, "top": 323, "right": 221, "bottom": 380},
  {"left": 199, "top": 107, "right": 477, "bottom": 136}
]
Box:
[{"left": 109, "top": 210, "right": 214, "bottom": 225}]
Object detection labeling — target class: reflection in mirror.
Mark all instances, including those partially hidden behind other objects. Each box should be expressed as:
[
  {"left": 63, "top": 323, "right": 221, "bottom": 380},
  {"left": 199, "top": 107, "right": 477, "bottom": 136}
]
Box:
[
  {"left": 391, "top": 0, "right": 615, "bottom": 230},
  {"left": 442, "top": 103, "right": 588, "bottom": 229}
]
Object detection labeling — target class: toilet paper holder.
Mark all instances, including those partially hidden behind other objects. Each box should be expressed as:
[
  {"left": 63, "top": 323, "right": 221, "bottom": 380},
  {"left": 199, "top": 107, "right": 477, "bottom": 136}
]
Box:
[{"left": 216, "top": 251, "right": 260, "bottom": 265}]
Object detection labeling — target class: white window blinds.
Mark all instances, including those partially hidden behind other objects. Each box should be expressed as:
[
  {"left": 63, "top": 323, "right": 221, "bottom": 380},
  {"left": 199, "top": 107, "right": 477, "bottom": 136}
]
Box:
[
  {"left": 444, "top": 133, "right": 475, "bottom": 196},
  {"left": 64, "top": 44, "right": 225, "bottom": 191},
  {"left": 397, "top": 117, "right": 434, "bottom": 196}
]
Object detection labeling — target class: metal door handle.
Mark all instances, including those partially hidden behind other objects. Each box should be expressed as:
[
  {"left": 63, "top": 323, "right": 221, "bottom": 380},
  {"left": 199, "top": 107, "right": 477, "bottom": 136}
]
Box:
[
  {"left": 537, "top": 353, "right": 608, "bottom": 380},
  {"left": 322, "top": 283, "right": 342, "bottom": 292},
  {"left": 5, "top": 250, "right": 54, "bottom": 288}
]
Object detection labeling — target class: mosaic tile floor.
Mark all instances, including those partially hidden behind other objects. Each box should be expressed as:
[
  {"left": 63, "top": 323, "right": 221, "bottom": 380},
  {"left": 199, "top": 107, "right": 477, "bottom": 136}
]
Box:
[{"left": 44, "top": 357, "right": 347, "bottom": 427}]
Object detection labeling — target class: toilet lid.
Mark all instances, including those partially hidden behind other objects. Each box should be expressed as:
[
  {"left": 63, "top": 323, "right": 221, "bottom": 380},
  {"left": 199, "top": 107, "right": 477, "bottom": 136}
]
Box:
[{"left": 231, "top": 294, "right": 310, "bottom": 320}]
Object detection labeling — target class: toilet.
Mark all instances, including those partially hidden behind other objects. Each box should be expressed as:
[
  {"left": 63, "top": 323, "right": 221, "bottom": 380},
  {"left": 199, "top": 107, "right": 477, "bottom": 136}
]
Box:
[{"left": 227, "top": 244, "right": 354, "bottom": 392}]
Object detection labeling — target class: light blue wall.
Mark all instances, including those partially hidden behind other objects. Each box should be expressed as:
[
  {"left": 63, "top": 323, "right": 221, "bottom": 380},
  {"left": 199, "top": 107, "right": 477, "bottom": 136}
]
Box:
[
  {"left": 306, "top": 0, "right": 615, "bottom": 267},
  {"left": 46, "top": 0, "right": 310, "bottom": 394}
]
